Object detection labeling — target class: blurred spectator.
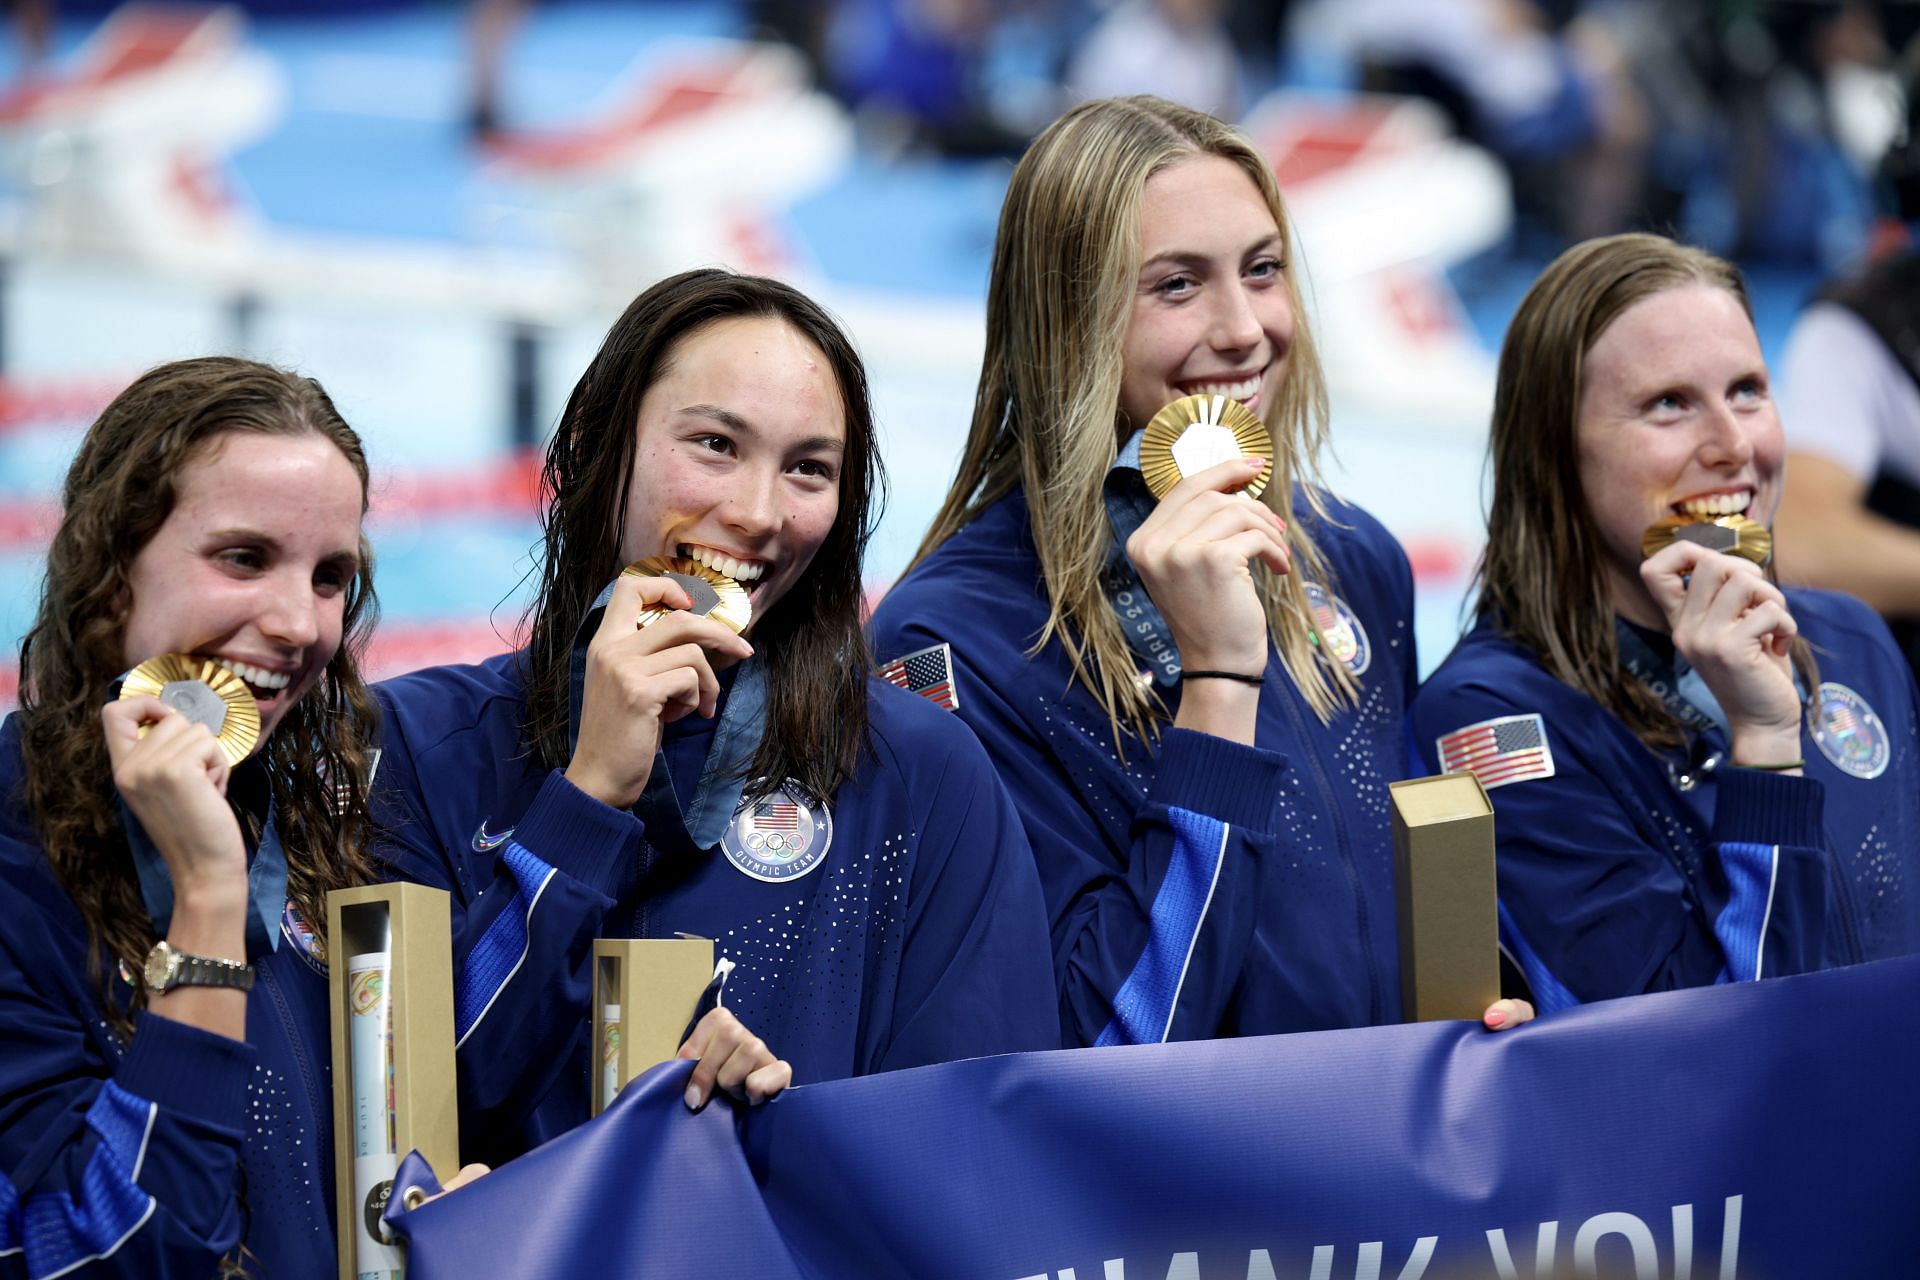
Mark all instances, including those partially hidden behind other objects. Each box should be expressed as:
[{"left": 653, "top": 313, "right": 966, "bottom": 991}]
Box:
[
  {"left": 1774, "top": 243, "right": 1920, "bottom": 676},
  {"left": 466, "top": 0, "right": 529, "bottom": 139},
  {"left": 1326, "top": 0, "right": 1650, "bottom": 240},
  {"left": 9, "top": 0, "right": 50, "bottom": 81},
  {"left": 1065, "top": 0, "right": 1239, "bottom": 120},
  {"left": 823, "top": 0, "right": 1031, "bottom": 156},
  {"left": 1774, "top": 39, "right": 1920, "bottom": 674}
]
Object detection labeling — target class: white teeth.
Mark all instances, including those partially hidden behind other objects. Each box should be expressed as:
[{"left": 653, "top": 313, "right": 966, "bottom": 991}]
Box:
[
  {"left": 679, "top": 545, "right": 766, "bottom": 582},
  {"left": 1677, "top": 493, "right": 1752, "bottom": 517},
  {"left": 219, "top": 660, "right": 291, "bottom": 691},
  {"left": 1189, "top": 375, "right": 1261, "bottom": 401}
]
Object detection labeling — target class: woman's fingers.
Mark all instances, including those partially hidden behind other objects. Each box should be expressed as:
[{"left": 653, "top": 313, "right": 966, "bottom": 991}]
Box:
[
  {"left": 677, "top": 1007, "right": 785, "bottom": 1110},
  {"left": 1482, "top": 999, "right": 1535, "bottom": 1031},
  {"left": 741, "top": 1058, "right": 793, "bottom": 1105},
  {"left": 591, "top": 573, "right": 692, "bottom": 646}
]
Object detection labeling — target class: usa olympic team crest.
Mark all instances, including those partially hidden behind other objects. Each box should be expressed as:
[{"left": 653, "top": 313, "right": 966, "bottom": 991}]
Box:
[
  {"left": 722, "top": 781, "right": 832, "bottom": 883},
  {"left": 1304, "top": 582, "right": 1370, "bottom": 677},
  {"left": 281, "top": 901, "right": 329, "bottom": 976},
  {"left": 1809, "top": 682, "right": 1890, "bottom": 780}
]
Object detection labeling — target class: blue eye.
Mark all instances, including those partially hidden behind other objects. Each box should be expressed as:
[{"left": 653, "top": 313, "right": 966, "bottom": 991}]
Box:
[
  {"left": 1153, "top": 275, "right": 1197, "bottom": 298},
  {"left": 1246, "top": 257, "right": 1283, "bottom": 280}
]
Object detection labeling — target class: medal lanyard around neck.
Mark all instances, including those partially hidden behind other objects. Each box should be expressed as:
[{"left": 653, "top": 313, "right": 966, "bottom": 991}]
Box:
[
  {"left": 1613, "top": 619, "right": 1729, "bottom": 737},
  {"left": 122, "top": 774, "right": 286, "bottom": 958},
  {"left": 1102, "top": 462, "right": 1185, "bottom": 689},
  {"left": 568, "top": 575, "right": 769, "bottom": 850}
]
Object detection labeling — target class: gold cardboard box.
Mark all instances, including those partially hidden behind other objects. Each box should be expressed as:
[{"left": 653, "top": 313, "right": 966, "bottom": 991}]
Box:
[
  {"left": 1389, "top": 772, "right": 1500, "bottom": 1022},
  {"left": 327, "top": 883, "right": 459, "bottom": 1280},
  {"left": 591, "top": 938, "right": 714, "bottom": 1116}
]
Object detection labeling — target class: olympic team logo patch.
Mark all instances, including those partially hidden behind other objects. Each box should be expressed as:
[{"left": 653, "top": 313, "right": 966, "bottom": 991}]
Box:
[
  {"left": 281, "top": 900, "right": 329, "bottom": 976},
  {"left": 722, "top": 781, "right": 832, "bottom": 883},
  {"left": 1810, "top": 682, "right": 1890, "bottom": 780},
  {"left": 1304, "top": 582, "right": 1371, "bottom": 677}
]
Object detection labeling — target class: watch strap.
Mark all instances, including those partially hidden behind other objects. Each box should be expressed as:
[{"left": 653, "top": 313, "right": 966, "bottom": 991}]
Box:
[{"left": 175, "top": 952, "right": 255, "bottom": 991}]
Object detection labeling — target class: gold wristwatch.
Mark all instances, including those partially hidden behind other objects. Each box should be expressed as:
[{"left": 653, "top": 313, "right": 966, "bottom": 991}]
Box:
[{"left": 143, "top": 939, "right": 255, "bottom": 993}]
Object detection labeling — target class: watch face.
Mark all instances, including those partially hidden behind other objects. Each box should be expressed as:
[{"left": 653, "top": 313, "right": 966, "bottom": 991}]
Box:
[{"left": 143, "top": 941, "right": 176, "bottom": 990}]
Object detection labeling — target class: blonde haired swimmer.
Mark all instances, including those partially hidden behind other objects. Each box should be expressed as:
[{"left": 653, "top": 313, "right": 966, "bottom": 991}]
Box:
[{"left": 872, "top": 96, "right": 1530, "bottom": 1046}]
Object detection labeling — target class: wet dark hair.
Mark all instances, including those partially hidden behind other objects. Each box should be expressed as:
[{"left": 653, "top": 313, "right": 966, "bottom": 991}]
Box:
[
  {"left": 521, "top": 268, "right": 885, "bottom": 800},
  {"left": 17, "top": 355, "right": 381, "bottom": 1034}
]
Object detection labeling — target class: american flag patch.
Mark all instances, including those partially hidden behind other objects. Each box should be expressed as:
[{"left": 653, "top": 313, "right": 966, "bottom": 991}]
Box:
[
  {"left": 877, "top": 643, "right": 959, "bottom": 712},
  {"left": 1436, "top": 714, "right": 1555, "bottom": 790},
  {"left": 753, "top": 799, "right": 800, "bottom": 830}
]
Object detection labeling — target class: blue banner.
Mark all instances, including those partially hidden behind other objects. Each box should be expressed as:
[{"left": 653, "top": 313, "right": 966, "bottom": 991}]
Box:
[{"left": 392, "top": 956, "right": 1920, "bottom": 1278}]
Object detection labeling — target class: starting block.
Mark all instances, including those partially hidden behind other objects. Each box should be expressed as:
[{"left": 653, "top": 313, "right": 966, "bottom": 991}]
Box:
[
  {"left": 0, "top": 4, "right": 282, "bottom": 259},
  {"left": 485, "top": 40, "right": 852, "bottom": 283}
]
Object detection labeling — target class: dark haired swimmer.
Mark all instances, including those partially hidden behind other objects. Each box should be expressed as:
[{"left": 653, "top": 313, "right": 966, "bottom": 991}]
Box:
[{"left": 372, "top": 269, "right": 1057, "bottom": 1167}]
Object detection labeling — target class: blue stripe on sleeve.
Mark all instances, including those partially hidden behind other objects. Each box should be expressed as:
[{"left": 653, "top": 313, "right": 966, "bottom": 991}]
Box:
[
  {"left": 455, "top": 839, "right": 558, "bottom": 1047},
  {"left": 1496, "top": 900, "right": 1580, "bottom": 1015},
  {"left": 18, "top": 1081, "right": 158, "bottom": 1280},
  {"left": 1, "top": 1166, "right": 19, "bottom": 1258},
  {"left": 1095, "top": 807, "right": 1229, "bottom": 1047},
  {"left": 1713, "top": 840, "right": 1780, "bottom": 983}
]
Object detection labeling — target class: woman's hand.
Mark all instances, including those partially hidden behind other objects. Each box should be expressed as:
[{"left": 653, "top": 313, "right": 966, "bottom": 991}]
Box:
[
  {"left": 676, "top": 1007, "right": 792, "bottom": 1111},
  {"left": 103, "top": 697, "right": 250, "bottom": 1037},
  {"left": 564, "top": 574, "right": 755, "bottom": 809},
  {"left": 1127, "top": 458, "right": 1287, "bottom": 745},
  {"left": 1640, "top": 542, "right": 1803, "bottom": 769},
  {"left": 102, "top": 697, "right": 248, "bottom": 906},
  {"left": 1127, "top": 457, "right": 1288, "bottom": 675}
]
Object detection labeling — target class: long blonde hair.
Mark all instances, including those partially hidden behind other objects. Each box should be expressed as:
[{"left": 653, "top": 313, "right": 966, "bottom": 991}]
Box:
[
  {"left": 1475, "top": 233, "right": 1814, "bottom": 748},
  {"left": 909, "top": 95, "right": 1355, "bottom": 743}
]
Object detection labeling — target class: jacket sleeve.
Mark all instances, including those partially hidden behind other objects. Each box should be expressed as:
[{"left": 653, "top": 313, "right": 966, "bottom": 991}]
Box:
[
  {"left": 371, "top": 701, "right": 647, "bottom": 1159},
  {"left": 1413, "top": 678, "right": 1829, "bottom": 1008},
  {"left": 868, "top": 714, "right": 1060, "bottom": 1070},
  {"left": 871, "top": 624, "right": 1285, "bottom": 1049},
  {"left": 0, "top": 911, "right": 258, "bottom": 1279}
]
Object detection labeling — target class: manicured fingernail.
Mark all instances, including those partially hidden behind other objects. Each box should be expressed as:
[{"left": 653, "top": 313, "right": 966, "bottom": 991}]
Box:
[
  {"left": 684, "top": 1083, "right": 703, "bottom": 1109},
  {"left": 1484, "top": 1008, "right": 1508, "bottom": 1029}
]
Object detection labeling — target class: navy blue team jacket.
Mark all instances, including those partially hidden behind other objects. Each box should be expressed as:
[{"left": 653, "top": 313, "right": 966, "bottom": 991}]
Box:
[
  {"left": 0, "top": 716, "right": 336, "bottom": 1280},
  {"left": 1413, "top": 588, "right": 1920, "bottom": 1009},
  {"left": 869, "top": 484, "right": 1417, "bottom": 1046},
  {"left": 371, "top": 652, "right": 1058, "bottom": 1166}
]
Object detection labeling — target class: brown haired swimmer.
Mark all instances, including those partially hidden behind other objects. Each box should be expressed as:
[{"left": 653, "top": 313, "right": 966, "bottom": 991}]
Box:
[
  {"left": 0, "top": 356, "right": 490, "bottom": 1280},
  {"left": 1413, "top": 233, "right": 1920, "bottom": 1009}
]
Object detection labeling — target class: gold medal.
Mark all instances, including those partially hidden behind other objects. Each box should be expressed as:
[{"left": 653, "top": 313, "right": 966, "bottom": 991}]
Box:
[
  {"left": 1640, "top": 514, "right": 1772, "bottom": 565},
  {"left": 118, "top": 655, "right": 261, "bottom": 765},
  {"left": 622, "top": 556, "right": 752, "bottom": 634},
  {"left": 1139, "top": 393, "right": 1274, "bottom": 501}
]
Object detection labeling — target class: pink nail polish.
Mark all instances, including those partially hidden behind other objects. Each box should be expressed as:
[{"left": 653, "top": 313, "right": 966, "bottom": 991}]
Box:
[{"left": 1484, "top": 1009, "right": 1508, "bottom": 1029}]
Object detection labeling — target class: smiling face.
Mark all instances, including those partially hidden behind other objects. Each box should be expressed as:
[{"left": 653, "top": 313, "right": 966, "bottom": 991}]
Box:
[
  {"left": 1118, "top": 153, "right": 1294, "bottom": 439},
  {"left": 1575, "top": 282, "right": 1783, "bottom": 627},
  {"left": 618, "top": 315, "right": 847, "bottom": 630},
  {"left": 121, "top": 431, "right": 364, "bottom": 739}
]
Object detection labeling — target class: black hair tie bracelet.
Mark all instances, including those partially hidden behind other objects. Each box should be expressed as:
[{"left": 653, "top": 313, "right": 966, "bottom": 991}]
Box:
[{"left": 1180, "top": 669, "right": 1265, "bottom": 687}]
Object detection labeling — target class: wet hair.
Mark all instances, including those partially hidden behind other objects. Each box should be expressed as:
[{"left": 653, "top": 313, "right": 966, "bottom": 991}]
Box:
[
  {"left": 17, "top": 355, "right": 381, "bottom": 1032},
  {"left": 908, "top": 95, "right": 1354, "bottom": 746},
  {"left": 1475, "top": 233, "right": 1813, "bottom": 747},
  {"left": 520, "top": 268, "right": 885, "bottom": 800}
]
